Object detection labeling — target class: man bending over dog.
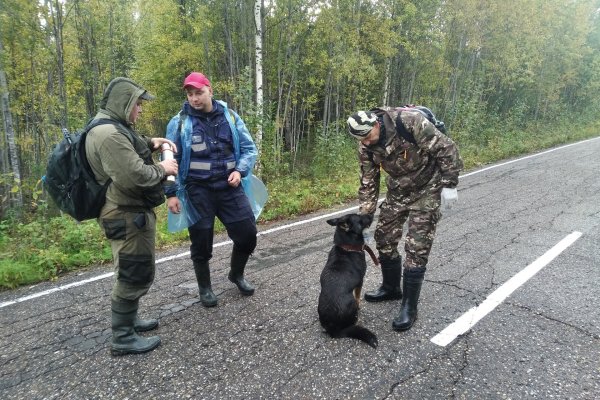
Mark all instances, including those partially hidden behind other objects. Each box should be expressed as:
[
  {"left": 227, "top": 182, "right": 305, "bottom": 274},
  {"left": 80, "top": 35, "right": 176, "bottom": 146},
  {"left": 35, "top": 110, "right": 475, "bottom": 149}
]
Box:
[{"left": 346, "top": 107, "right": 463, "bottom": 331}]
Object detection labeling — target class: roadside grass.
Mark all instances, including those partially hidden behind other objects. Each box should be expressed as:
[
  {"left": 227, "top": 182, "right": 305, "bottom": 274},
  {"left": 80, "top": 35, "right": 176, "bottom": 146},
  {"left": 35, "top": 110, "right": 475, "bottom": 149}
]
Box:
[
  {"left": 0, "top": 217, "right": 111, "bottom": 289},
  {"left": 1, "top": 122, "right": 598, "bottom": 290},
  {"left": 0, "top": 172, "right": 362, "bottom": 290}
]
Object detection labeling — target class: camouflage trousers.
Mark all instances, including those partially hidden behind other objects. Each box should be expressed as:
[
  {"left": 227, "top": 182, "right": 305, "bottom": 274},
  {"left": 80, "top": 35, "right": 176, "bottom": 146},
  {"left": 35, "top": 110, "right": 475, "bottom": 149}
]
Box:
[
  {"left": 99, "top": 202, "right": 157, "bottom": 302},
  {"left": 374, "top": 187, "right": 441, "bottom": 270}
]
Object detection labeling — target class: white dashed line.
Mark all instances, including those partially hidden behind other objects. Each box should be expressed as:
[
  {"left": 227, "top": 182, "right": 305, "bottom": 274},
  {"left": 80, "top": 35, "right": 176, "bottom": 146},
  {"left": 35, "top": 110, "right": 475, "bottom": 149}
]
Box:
[{"left": 430, "top": 231, "right": 582, "bottom": 347}]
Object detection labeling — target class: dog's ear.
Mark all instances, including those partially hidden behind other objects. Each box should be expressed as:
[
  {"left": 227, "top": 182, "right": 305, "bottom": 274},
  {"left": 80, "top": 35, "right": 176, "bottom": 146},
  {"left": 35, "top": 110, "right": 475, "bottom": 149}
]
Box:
[
  {"left": 326, "top": 218, "right": 339, "bottom": 226},
  {"left": 360, "top": 213, "right": 374, "bottom": 227}
]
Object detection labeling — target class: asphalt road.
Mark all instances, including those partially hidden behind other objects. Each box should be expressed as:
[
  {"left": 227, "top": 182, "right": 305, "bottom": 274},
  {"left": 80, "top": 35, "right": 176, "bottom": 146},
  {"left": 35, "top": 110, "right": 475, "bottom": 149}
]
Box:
[{"left": 1, "top": 138, "right": 599, "bottom": 399}]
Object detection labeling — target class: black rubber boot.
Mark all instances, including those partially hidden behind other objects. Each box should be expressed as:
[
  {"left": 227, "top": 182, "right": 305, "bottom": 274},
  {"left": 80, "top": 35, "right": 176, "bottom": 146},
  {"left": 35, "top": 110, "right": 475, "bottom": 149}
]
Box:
[
  {"left": 111, "top": 299, "right": 161, "bottom": 356},
  {"left": 392, "top": 268, "right": 426, "bottom": 331},
  {"left": 364, "top": 256, "right": 402, "bottom": 302},
  {"left": 193, "top": 261, "right": 218, "bottom": 307},
  {"left": 228, "top": 247, "right": 255, "bottom": 296}
]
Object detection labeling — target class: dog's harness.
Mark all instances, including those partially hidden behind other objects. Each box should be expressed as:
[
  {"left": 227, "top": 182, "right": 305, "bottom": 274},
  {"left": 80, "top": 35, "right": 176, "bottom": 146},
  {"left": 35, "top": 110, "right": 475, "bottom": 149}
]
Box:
[{"left": 337, "top": 244, "right": 380, "bottom": 266}]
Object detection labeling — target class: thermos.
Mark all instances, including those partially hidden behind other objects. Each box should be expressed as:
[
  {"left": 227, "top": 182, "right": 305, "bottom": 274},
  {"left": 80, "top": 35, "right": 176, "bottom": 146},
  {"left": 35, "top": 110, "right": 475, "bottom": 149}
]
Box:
[{"left": 161, "top": 143, "right": 176, "bottom": 184}]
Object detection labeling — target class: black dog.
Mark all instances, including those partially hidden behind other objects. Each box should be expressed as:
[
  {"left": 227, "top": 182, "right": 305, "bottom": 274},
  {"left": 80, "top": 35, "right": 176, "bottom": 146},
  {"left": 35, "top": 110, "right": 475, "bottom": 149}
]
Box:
[{"left": 318, "top": 213, "right": 378, "bottom": 348}]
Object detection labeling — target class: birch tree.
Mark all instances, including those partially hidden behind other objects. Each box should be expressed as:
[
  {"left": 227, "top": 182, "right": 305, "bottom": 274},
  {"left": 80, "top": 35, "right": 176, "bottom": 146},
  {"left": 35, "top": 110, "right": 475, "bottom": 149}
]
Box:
[
  {"left": 0, "top": 39, "right": 23, "bottom": 210},
  {"left": 254, "top": 0, "right": 264, "bottom": 172},
  {"left": 47, "top": 0, "right": 68, "bottom": 129}
]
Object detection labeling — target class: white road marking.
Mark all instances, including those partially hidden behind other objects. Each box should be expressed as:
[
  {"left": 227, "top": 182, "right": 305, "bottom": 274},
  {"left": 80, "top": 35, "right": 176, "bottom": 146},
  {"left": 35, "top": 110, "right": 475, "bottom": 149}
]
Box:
[
  {"left": 430, "top": 231, "right": 582, "bottom": 347},
  {"left": 0, "top": 272, "right": 114, "bottom": 309},
  {"left": 0, "top": 206, "right": 360, "bottom": 309},
  {"left": 1, "top": 137, "right": 598, "bottom": 309}
]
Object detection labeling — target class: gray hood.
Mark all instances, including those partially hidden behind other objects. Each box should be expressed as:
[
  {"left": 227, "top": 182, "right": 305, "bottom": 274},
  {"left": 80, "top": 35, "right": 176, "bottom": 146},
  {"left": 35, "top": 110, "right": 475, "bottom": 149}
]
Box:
[{"left": 98, "top": 77, "right": 154, "bottom": 125}]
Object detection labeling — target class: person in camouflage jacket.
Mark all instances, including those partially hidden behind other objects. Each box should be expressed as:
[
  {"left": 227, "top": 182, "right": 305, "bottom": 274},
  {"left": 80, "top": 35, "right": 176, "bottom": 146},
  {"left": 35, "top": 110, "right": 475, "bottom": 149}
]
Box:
[{"left": 346, "top": 106, "right": 463, "bottom": 331}]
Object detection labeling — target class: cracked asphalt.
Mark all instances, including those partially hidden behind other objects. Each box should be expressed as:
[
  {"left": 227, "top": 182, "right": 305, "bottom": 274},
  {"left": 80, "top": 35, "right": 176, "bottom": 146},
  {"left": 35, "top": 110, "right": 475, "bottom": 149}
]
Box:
[{"left": 1, "top": 138, "right": 599, "bottom": 399}]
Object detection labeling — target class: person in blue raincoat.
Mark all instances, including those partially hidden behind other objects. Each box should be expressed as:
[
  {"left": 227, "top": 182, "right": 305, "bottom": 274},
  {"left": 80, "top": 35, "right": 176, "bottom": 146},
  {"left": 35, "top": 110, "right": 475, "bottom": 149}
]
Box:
[{"left": 165, "top": 72, "right": 266, "bottom": 307}]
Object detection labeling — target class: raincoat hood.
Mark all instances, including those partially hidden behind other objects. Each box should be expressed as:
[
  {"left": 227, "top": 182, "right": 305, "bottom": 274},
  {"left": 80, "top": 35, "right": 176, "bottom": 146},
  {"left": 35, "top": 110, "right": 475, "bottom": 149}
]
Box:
[{"left": 99, "top": 77, "right": 154, "bottom": 125}]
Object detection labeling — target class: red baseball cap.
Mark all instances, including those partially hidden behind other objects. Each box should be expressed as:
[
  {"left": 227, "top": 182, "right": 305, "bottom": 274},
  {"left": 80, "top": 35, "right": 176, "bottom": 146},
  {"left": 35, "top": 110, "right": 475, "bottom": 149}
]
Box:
[{"left": 183, "top": 72, "right": 211, "bottom": 89}]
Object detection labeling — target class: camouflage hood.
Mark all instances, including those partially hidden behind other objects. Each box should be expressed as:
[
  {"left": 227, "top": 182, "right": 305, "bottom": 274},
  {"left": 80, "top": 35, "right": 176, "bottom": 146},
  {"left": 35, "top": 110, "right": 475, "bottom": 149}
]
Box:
[
  {"left": 98, "top": 78, "right": 154, "bottom": 125},
  {"left": 356, "top": 106, "right": 463, "bottom": 215}
]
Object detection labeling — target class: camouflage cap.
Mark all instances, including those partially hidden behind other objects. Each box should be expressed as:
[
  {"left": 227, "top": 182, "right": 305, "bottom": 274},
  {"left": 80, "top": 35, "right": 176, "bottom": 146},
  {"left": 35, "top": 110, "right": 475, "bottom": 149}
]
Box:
[{"left": 347, "top": 111, "right": 377, "bottom": 139}]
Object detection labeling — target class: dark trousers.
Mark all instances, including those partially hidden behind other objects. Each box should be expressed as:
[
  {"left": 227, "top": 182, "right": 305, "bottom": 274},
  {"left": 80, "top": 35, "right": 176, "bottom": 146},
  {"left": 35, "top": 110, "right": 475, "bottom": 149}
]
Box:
[{"left": 187, "top": 183, "right": 257, "bottom": 262}]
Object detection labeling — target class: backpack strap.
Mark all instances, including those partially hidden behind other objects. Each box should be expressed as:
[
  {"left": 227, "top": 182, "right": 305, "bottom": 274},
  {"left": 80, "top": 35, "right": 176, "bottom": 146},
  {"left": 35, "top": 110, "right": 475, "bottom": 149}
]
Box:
[
  {"left": 394, "top": 110, "right": 417, "bottom": 144},
  {"left": 85, "top": 118, "right": 114, "bottom": 133},
  {"left": 80, "top": 119, "right": 135, "bottom": 187},
  {"left": 86, "top": 118, "right": 134, "bottom": 144}
]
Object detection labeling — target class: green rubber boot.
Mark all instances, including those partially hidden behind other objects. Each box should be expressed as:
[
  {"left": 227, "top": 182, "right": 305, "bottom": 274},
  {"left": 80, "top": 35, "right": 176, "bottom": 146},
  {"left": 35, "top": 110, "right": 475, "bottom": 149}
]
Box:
[
  {"left": 111, "top": 299, "right": 161, "bottom": 356},
  {"left": 133, "top": 315, "right": 159, "bottom": 332}
]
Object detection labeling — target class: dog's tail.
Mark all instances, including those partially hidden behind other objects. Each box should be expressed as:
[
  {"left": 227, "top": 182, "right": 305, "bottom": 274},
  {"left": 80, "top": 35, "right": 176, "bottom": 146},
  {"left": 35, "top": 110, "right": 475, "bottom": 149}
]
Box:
[{"left": 335, "top": 325, "right": 378, "bottom": 348}]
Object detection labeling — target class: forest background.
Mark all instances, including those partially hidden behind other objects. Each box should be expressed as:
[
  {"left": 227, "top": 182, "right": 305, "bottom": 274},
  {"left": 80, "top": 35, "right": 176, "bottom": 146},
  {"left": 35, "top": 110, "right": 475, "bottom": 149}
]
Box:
[{"left": 1, "top": 0, "right": 600, "bottom": 288}]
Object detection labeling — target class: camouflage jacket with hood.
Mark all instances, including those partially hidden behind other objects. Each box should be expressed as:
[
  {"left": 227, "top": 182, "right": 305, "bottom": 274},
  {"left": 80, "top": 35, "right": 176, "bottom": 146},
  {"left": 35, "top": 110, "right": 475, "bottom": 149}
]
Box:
[
  {"left": 85, "top": 78, "right": 166, "bottom": 209},
  {"left": 358, "top": 107, "right": 463, "bottom": 214}
]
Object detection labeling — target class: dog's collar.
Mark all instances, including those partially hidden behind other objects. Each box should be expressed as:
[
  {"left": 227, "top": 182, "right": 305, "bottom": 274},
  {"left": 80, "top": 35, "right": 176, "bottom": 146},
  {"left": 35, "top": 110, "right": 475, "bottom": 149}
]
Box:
[{"left": 337, "top": 244, "right": 380, "bottom": 266}]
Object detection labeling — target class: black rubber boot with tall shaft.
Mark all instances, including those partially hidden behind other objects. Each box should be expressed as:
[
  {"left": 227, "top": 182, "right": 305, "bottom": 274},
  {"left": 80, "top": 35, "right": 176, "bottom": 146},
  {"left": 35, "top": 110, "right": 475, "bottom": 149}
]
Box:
[
  {"left": 111, "top": 299, "right": 161, "bottom": 356},
  {"left": 392, "top": 268, "right": 426, "bottom": 331},
  {"left": 193, "top": 261, "right": 218, "bottom": 307},
  {"left": 228, "top": 247, "right": 255, "bottom": 295},
  {"left": 364, "top": 256, "right": 402, "bottom": 302}
]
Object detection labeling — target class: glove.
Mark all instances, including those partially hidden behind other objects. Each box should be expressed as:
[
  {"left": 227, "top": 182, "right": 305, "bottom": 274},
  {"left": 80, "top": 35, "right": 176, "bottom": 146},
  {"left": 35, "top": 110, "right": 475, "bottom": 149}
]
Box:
[{"left": 441, "top": 187, "right": 458, "bottom": 210}]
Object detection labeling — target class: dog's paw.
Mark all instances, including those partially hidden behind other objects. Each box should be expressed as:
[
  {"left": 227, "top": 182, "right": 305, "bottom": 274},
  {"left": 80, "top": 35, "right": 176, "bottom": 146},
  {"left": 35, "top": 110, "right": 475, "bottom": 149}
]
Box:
[{"left": 368, "top": 336, "right": 378, "bottom": 349}]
